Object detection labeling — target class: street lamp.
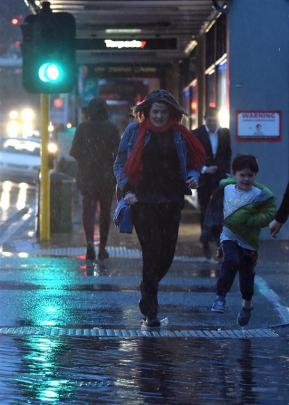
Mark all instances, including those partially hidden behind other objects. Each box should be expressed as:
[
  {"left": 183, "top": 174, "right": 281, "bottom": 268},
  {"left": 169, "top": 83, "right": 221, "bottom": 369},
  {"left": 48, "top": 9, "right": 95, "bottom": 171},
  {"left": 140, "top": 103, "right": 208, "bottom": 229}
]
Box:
[{"left": 212, "top": 0, "right": 229, "bottom": 13}]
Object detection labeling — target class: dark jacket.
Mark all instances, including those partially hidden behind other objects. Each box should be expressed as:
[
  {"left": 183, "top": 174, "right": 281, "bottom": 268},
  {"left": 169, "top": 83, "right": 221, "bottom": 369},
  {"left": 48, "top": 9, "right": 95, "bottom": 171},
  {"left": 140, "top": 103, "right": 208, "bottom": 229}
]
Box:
[
  {"left": 275, "top": 182, "right": 289, "bottom": 224},
  {"left": 192, "top": 125, "right": 231, "bottom": 185},
  {"left": 202, "top": 178, "right": 276, "bottom": 249},
  {"left": 70, "top": 118, "right": 119, "bottom": 194}
]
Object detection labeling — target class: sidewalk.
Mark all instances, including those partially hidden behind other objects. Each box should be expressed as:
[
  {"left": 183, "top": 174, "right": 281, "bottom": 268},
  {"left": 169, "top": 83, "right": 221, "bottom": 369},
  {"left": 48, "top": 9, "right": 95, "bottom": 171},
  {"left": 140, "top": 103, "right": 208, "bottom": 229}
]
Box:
[
  {"left": 4, "top": 199, "right": 289, "bottom": 266},
  {"left": 4, "top": 201, "right": 208, "bottom": 259}
]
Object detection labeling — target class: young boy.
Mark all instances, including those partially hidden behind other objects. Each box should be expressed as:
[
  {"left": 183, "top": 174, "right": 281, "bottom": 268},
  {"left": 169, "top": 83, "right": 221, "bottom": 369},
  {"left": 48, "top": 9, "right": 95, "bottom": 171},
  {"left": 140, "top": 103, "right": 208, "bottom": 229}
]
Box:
[{"left": 203, "top": 154, "right": 275, "bottom": 326}]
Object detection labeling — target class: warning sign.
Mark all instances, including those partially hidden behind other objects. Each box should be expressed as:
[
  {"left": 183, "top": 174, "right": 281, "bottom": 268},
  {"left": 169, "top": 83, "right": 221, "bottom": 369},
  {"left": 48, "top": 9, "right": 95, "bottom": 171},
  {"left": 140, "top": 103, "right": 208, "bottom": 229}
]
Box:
[{"left": 236, "top": 111, "right": 281, "bottom": 140}]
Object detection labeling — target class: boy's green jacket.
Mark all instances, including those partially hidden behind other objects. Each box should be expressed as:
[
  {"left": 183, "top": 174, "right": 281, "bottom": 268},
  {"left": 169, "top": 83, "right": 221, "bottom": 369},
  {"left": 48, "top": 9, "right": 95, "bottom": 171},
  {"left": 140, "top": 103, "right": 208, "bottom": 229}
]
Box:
[{"left": 201, "top": 178, "right": 276, "bottom": 249}]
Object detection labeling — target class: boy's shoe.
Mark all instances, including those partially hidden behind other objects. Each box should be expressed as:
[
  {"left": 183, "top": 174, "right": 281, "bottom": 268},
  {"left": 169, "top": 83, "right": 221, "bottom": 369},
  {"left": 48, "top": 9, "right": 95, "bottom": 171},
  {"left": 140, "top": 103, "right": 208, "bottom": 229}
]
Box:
[
  {"left": 142, "top": 317, "right": 161, "bottom": 328},
  {"left": 237, "top": 306, "right": 253, "bottom": 327},
  {"left": 215, "top": 246, "right": 223, "bottom": 261},
  {"left": 86, "top": 245, "right": 96, "bottom": 261},
  {"left": 211, "top": 296, "right": 226, "bottom": 313}
]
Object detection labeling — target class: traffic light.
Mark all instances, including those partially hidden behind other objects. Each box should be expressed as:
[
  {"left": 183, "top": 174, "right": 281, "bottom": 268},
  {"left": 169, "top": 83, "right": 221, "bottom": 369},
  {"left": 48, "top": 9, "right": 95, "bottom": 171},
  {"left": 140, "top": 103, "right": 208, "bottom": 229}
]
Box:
[
  {"left": 10, "top": 16, "right": 23, "bottom": 26},
  {"left": 21, "top": 2, "right": 76, "bottom": 93}
]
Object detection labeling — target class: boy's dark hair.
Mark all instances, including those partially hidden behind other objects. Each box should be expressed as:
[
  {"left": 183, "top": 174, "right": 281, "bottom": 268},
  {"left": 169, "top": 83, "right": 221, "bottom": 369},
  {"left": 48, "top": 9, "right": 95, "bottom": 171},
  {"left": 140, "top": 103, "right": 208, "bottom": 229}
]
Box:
[{"left": 232, "top": 154, "right": 259, "bottom": 174}]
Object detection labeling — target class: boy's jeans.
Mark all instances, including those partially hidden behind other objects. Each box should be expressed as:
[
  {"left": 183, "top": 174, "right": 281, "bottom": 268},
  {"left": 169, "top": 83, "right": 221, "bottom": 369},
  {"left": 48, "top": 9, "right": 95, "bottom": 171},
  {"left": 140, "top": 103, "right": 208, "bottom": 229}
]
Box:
[{"left": 217, "top": 240, "right": 257, "bottom": 300}]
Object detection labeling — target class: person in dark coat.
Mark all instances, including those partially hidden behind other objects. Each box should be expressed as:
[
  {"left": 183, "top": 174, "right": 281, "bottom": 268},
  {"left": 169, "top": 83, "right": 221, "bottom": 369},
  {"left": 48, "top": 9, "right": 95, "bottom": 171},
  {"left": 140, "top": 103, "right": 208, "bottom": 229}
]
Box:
[
  {"left": 192, "top": 107, "right": 231, "bottom": 257},
  {"left": 70, "top": 97, "right": 119, "bottom": 261},
  {"left": 269, "top": 182, "right": 289, "bottom": 237}
]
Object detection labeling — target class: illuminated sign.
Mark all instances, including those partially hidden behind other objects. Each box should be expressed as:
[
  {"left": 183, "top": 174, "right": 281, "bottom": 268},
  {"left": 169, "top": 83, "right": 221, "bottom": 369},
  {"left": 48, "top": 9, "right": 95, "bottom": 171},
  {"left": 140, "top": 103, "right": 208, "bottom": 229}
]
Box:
[
  {"left": 104, "top": 40, "right": 147, "bottom": 49},
  {"left": 76, "top": 38, "right": 177, "bottom": 50},
  {"left": 105, "top": 29, "right": 142, "bottom": 34}
]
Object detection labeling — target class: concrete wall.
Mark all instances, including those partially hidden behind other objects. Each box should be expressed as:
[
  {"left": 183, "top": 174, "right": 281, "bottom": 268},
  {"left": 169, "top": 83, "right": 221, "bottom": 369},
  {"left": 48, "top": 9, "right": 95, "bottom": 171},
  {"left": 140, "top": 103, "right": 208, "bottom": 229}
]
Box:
[{"left": 228, "top": 0, "right": 289, "bottom": 238}]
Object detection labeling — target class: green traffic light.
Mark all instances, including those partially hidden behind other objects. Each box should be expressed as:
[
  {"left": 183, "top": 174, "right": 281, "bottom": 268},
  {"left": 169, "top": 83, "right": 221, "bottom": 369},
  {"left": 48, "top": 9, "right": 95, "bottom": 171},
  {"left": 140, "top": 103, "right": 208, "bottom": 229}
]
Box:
[{"left": 38, "top": 62, "right": 63, "bottom": 83}]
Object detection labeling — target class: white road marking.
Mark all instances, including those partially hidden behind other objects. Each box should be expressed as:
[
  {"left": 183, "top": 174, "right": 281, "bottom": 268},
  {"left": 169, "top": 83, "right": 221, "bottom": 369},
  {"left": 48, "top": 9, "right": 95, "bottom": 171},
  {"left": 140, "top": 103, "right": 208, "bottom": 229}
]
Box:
[
  {"left": 0, "top": 208, "right": 35, "bottom": 245},
  {"left": 255, "top": 275, "right": 289, "bottom": 324}
]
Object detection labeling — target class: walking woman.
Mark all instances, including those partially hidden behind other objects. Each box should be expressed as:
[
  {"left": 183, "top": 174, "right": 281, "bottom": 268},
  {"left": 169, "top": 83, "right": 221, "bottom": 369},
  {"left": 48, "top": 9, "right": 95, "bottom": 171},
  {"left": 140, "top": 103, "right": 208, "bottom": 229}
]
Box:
[
  {"left": 70, "top": 98, "right": 119, "bottom": 261},
  {"left": 114, "top": 89, "right": 206, "bottom": 326}
]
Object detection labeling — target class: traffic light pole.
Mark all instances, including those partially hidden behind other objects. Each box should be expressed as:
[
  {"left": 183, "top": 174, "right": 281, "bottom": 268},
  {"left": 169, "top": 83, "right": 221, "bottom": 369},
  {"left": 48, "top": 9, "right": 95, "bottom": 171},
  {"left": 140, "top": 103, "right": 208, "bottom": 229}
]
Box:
[{"left": 39, "top": 94, "right": 51, "bottom": 241}]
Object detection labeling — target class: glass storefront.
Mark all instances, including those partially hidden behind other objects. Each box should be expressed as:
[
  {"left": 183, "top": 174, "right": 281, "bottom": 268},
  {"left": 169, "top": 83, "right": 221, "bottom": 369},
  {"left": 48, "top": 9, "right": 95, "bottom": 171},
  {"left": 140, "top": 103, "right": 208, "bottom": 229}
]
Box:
[
  {"left": 205, "top": 71, "right": 217, "bottom": 110},
  {"left": 216, "top": 61, "right": 229, "bottom": 127},
  {"left": 182, "top": 79, "right": 198, "bottom": 130},
  {"left": 204, "top": 59, "right": 229, "bottom": 128}
]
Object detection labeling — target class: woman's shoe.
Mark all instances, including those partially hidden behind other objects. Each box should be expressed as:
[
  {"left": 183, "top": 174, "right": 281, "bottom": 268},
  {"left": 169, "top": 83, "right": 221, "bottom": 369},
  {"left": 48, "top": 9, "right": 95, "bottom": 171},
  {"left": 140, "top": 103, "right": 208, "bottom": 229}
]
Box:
[
  {"left": 86, "top": 244, "right": 96, "bottom": 261},
  {"left": 143, "top": 317, "right": 161, "bottom": 328},
  {"left": 237, "top": 306, "right": 253, "bottom": 327}
]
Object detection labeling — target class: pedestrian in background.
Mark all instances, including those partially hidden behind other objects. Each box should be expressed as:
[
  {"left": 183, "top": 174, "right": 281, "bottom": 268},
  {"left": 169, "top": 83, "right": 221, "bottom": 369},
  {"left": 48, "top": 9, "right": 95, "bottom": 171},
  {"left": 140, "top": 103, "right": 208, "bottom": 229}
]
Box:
[
  {"left": 192, "top": 108, "right": 231, "bottom": 258},
  {"left": 70, "top": 97, "right": 119, "bottom": 261},
  {"left": 203, "top": 154, "right": 275, "bottom": 326},
  {"left": 269, "top": 182, "right": 289, "bottom": 237},
  {"left": 114, "top": 89, "right": 206, "bottom": 327},
  {"left": 81, "top": 105, "right": 89, "bottom": 122}
]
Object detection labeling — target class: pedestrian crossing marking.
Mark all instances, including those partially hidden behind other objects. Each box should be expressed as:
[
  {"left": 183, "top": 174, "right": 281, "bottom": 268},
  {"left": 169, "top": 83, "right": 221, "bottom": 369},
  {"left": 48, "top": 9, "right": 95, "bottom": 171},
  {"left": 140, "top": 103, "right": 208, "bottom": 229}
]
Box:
[{"left": 1, "top": 245, "right": 217, "bottom": 264}]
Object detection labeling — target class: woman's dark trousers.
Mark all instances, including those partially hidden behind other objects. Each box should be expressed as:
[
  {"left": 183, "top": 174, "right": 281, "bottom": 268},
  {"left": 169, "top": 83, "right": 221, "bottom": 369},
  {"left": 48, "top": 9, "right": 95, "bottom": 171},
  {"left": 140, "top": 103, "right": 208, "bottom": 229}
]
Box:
[
  {"left": 217, "top": 240, "right": 257, "bottom": 300},
  {"left": 82, "top": 190, "right": 113, "bottom": 248},
  {"left": 132, "top": 202, "right": 181, "bottom": 319}
]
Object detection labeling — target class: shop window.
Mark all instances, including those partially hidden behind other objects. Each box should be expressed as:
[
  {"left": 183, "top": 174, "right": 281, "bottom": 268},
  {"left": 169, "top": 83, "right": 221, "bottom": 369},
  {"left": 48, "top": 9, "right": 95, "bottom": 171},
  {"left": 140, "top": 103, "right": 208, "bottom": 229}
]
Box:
[
  {"left": 216, "top": 61, "right": 229, "bottom": 127},
  {"left": 206, "top": 71, "right": 217, "bottom": 112},
  {"left": 206, "top": 25, "right": 216, "bottom": 69},
  {"left": 190, "top": 80, "right": 198, "bottom": 129},
  {"left": 182, "top": 87, "right": 191, "bottom": 128},
  {"left": 183, "top": 80, "right": 198, "bottom": 130},
  {"left": 216, "top": 14, "right": 227, "bottom": 60}
]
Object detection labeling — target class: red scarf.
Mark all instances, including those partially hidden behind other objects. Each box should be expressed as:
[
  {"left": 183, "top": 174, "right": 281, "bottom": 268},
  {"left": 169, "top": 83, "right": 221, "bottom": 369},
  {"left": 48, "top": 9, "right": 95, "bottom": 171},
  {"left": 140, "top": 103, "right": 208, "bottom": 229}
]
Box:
[{"left": 124, "top": 118, "right": 206, "bottom": 186}]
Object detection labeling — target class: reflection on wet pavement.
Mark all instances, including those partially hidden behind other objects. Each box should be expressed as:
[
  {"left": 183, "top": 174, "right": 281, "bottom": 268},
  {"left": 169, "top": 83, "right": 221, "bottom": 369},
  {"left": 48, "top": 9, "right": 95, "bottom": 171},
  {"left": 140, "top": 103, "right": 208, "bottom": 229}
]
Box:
[
  {"left": 0, "top": 335, "right": 289, "bottom": 403},
  {"left": 0, "top": 181, "right": 36, "bottom": 225},
  {"left": 0, "top": 256, "right": 282, "bottom": 331},
  {"left": 0, "top": 254, "right": 288, "bottom": 403}
]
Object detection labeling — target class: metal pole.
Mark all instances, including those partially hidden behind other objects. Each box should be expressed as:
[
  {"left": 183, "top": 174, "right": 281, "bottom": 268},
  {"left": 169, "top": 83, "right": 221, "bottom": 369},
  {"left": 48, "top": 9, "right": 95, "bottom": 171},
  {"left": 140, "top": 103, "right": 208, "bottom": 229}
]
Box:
[{"left": 39, "top": 93, "right": 51, "bottom": 241}]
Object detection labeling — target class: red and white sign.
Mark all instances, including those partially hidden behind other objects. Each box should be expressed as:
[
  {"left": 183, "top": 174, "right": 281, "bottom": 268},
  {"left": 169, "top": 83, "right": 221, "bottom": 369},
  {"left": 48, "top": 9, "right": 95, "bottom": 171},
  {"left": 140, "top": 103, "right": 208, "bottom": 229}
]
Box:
[{"left": 236, "top": 111, "right": 281, "bottom": 141}]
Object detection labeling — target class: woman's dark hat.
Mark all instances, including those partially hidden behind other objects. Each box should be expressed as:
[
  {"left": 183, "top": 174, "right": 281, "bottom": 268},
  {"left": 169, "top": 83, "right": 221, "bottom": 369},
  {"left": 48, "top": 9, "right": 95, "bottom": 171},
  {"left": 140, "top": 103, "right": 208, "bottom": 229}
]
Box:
[{"left": 135, "top": 89, "right": 186, "bottom": 116}]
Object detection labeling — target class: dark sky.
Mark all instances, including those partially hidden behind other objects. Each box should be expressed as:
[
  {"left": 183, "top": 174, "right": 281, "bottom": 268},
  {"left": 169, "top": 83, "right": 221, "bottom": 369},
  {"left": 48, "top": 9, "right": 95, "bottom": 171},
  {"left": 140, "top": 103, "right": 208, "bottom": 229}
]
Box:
[{"left": 1, "top": 0, "right": 29, "bottom": 18}]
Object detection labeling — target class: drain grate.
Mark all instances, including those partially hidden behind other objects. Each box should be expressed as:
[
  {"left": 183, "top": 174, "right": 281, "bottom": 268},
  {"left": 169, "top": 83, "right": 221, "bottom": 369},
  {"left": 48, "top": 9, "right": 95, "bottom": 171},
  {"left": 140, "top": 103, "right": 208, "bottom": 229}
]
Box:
[{"left": 0, "top": 326, "right": 279, "bottom": 339}]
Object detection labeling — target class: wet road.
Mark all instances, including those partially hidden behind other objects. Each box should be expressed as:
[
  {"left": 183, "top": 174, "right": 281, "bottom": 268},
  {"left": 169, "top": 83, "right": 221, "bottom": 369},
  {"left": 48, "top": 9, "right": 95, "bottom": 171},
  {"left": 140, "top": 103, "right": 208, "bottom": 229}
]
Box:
[
  {"left": 0, "top": 254, "right": 288, "bottom": 403},
  {"left": 1, "top": 334, "right": 289, "bottom": 404}
]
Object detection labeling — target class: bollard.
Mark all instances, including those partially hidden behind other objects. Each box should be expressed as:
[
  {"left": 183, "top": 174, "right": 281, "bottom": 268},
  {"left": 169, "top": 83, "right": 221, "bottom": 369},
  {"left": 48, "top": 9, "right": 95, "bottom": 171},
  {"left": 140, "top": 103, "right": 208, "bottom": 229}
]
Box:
[{"left": 50, "top": 171, "right": 74, "bottom": 233}]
